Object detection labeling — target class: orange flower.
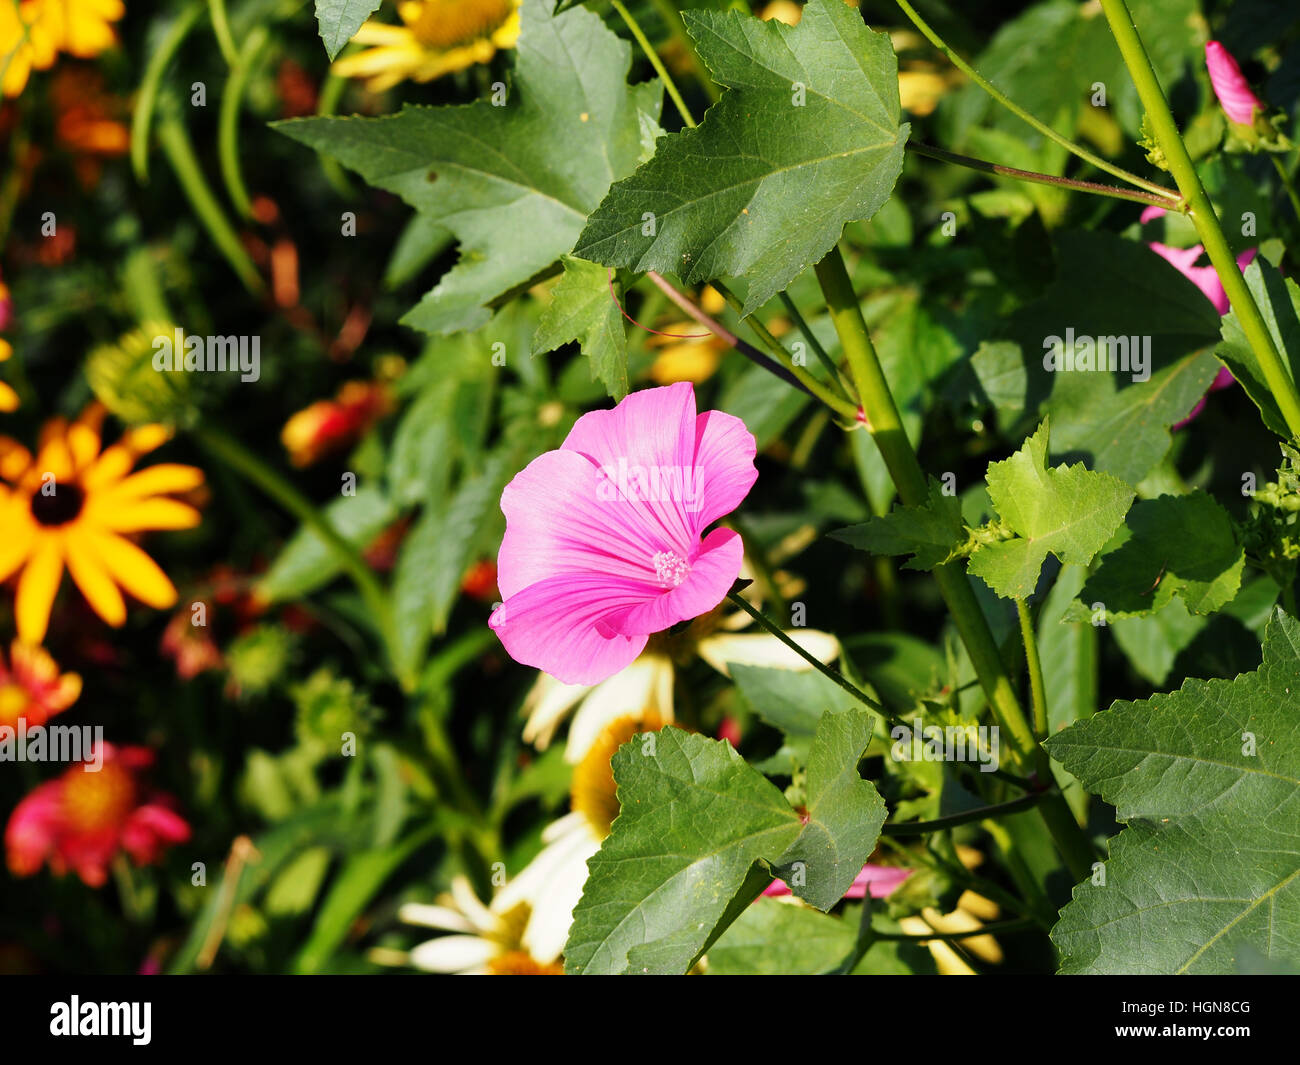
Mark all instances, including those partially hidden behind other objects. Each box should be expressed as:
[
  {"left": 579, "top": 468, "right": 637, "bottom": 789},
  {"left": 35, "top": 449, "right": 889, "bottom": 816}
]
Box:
[
  {"left": 281, "top": 380, "right": 392, "bottom": 467},
  {"left": 0, "top": 640, "right": 81, "bottom": 729},
  {"left": 0, "top": 404, "right": 204, "bottom": 644}
]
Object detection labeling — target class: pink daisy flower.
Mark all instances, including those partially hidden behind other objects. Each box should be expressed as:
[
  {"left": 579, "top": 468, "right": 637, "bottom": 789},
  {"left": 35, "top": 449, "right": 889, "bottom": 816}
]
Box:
[
  {"left": 1205, "top": 41, "right": 1263, "bottom": 126},
  {"left": 489, "top": 382, "right": 757, "bottom": 685},
  {"left": 5, "top": 744, "right": 190, "bottom": 888}
]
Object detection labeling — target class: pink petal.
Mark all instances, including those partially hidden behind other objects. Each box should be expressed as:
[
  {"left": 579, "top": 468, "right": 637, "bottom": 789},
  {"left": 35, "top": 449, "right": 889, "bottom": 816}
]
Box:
[
  {"left": 1139, "top": 205, "right": 1167, "bottom": 225},
  {"left": 600, "top": 527, "right": 745, "bottom": 638},
  {"left": 1206, "top": 41, "right": 1262, "bottom": 125},
  {"left": 497, "top": 449, "right": 687, "bottom": 600},
  {"left": 763, "top": 863, "right": 912, "bottom": 901},
  {"left": 489, "top": 573, "right": 651, "bottom": 685},
  {"left": 562, "top": 381, "right": 700, "bottom": 552},
  {"left": 690, "top": 410, "right": 758, "bottom": 535}
]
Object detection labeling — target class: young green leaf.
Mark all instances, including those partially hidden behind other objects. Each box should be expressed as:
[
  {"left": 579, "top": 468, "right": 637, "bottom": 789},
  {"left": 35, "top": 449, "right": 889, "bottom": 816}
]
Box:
[
  {"left": 574, "top": 0, "right": 908, "bottom": 316},
  {"left": 1067, "top": 492, "right": 1245, "bottom": 620},
  {"left": 277, "top": 0, "right": 661, "bottom": 335},
  {"left": 315, "top": 0, "right": 381, "bottom": 60},
  {"left": 1218, "top": 259, "right": 1300, "bottom": 440},
  {"left": 968, "top": 420, "right": 1135, "bottom": 599},
  {"left": 1047, "top": 610, "right": 1300, "bottom": 974},
  {"left": 832, "top": 478, "right": 966, "bottom": 570},
  {"left": 532, "top": 256, "right": 628, "bottom": 400},
  {"left": 771, "top": 710, "right": 887, "bottom": 911}
]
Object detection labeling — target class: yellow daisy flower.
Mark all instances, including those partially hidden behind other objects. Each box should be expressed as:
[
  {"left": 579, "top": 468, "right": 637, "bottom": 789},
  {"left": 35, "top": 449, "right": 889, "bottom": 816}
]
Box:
[
  {"left": 0, "top": 0, "right": 123, "bottom": 99},
  {"left": 0, "top": 338, "right": 18, "bottom": 412},
  {"left": 333, "top": 0, "right": 521, "bottom": 92},
  {"left": 0, "top": 404, "right": 204, "bottom": 645}
]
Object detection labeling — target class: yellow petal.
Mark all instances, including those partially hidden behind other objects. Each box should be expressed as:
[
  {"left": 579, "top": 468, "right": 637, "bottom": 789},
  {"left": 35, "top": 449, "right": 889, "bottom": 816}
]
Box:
[
  {"left": 33, "top": 426, "right": 73, "bottom": 482},
  {"left": 15, "top": 536, "right": 65, "bottom": 645},
  {"left": 103, "top": 463, "right": 204, "bottom": 500},
  {"left": 0, "top": 501, "right": 36, "bottom": 583},
  {"left": 64, "top": 526, "right": 127, "bottom": 626},
  {"left": 81, "top": 528, "right": 177, "bottom": 609},
  {"left": 92, "top": 497, "right": 201, "bottom": 532},
  {"left": 0, "top": 381, "right": 18, "bottom": 412},
  {"left": 0, "top": 436, "right": 32, "bottom": 480}
]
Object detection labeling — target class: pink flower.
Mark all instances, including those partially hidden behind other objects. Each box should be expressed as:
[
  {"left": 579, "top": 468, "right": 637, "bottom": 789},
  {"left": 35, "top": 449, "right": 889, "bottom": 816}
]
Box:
[
  {"left": 5, "top": 744, "right": 191, "bottom": 888},
  {"left": 763, "top": 863, "right": 912, "bottom": 901},
  {"left": 1206, "top": 41, "right": 1263, "bottom": 125},
  {"left": 489, "top": 382, "right": 757, "bottom": 685}
]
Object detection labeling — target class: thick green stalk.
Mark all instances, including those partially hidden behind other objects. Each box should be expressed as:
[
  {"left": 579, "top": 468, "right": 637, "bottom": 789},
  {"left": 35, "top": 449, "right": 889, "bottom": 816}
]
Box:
[
  {"left": 1016, "top": 599, "right": 1049, "bottom": 738},
  {"left": 1098, "top": 0, "right": 1300, "bottom": 442},
  {"left": 815, "top": 247, "right": 1093, "bottom": 880}
]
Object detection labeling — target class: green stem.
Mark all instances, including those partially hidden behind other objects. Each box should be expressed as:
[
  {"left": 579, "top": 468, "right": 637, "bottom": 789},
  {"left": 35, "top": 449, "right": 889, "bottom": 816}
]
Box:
[
  {"left": 193, "top": 425, "right": 406, "bottom": 685},
  {"left": 648, "top": 0, "right": 719, "bottom": 102},
  {"left": 131, "top": 2, "right": 206, "bottom": 183},
  {"left": 779, "top": 291, "right": 853, "bottom": 397},
  {"left": 218, "top": 26, "right": 269, "bottom": 218},
  {"left": 156, "top": 107, "right": 265, "bottom": 297},
  {"left": 815, "top": 246, "right": 1094, "bottom": 881},
  {"left": 883, "top": 791, "right": 1045, "bottom": 836},
  {"left": 646, "top": 272, "right": 858, "bottom": 418},
  {"left": 1272, "top": 154, "right": 1300, "bottom": 224},
  {"left": 894, "top": 0, "right": 1180, "bottom": 202},
  {"left": 713, "top": 280, "right": 858, "bottom": 412},
  {"left": 1016, "top": 599, "right": 1049, "bottom": 738},
  {"left": 725, "top": 591, "right": 887, "bottom": 716},
  {"left": 907, "top": 141, "right": 1182, "bottom": 210},
  {"left": 1099, "top": 0, "right": 1300, "bottom": 442},
  {"left": 208, "top": 0, "right": 238, "bottom": 66},
  {"left": 612, "top": 0, "right": 696, "bottom": 129}
]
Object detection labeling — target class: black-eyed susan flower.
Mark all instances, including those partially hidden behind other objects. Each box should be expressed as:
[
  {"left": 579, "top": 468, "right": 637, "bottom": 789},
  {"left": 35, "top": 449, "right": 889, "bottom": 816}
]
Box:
[
  {"left": 0, "top": 0, "right": 123, "bottom": 98},
  {"left": 0, "top": 404, "right": 203, "bottom": 645},
  {"left": 332, "top": 0, "right": 520, "bottom": 92},
  {"left": 0, "top": 639, "right": 81, "bottom": 729}
]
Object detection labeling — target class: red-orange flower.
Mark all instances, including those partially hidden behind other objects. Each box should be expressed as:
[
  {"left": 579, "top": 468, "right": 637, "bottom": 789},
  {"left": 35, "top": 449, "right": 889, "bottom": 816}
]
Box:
[
  {"left": 0, "top": 640, "right": 81, "bottom": 729},
  {"left": 281, "top": 380, "right": 393, "bottom": 467},
  {"left": 5, "top": 744, "right": 190, "bottom": 887}
]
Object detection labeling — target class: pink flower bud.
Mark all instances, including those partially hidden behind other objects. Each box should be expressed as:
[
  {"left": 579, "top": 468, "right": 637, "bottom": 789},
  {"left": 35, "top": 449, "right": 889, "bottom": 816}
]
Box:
[{"left": 1206, "top": 41, "right": 1262, "bottom": 125}]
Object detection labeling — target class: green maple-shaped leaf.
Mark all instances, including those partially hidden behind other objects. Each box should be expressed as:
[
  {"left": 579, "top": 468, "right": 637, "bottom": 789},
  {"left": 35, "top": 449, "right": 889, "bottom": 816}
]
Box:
[
  {"left": 1047, "top": 611, "right": 1300, "bottom": 974},
  {"left": 277, "top": 0, "right": 661, "bottom": 335},
  {"left": 565, "top": 711, "right": 882, "bottom": 974},
  {"left": 531, "top": 256, "right": 628, "bottom": 400},
  {"left": 315, "top": 0, "right": 381, "bottom": 60},
  {"left": 1065, "top": 492, "right": 1245, "bottom": 621},
  {"left": 968, "top": 420, "right": 1135, "bottom": 599},
  {"left": 574, "top": 0, "right": 908, "bottom": 316},
  {"left": 831, "top": 478, "right": 966, "bottom": 570}
]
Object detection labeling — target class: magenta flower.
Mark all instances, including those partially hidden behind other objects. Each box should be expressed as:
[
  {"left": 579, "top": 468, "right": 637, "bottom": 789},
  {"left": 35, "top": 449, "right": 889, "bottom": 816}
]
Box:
[
  {"left": 489, "top": 382, "right": 757, "bottom": 685},
  {"left": 1206, "top": 41, "right": 1263, "bottom": 125},
  {"left": 763, "top": 863, "right": 912, "bottom": 901},
  {"left": 1139, "top": 205, "right": 1256, "bottom": 425}
]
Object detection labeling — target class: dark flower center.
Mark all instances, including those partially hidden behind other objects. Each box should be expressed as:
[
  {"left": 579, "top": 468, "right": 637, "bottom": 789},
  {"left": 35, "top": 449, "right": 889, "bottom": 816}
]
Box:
[{"left": 29, "top": 482, "right": 85, "bottom": 526}]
